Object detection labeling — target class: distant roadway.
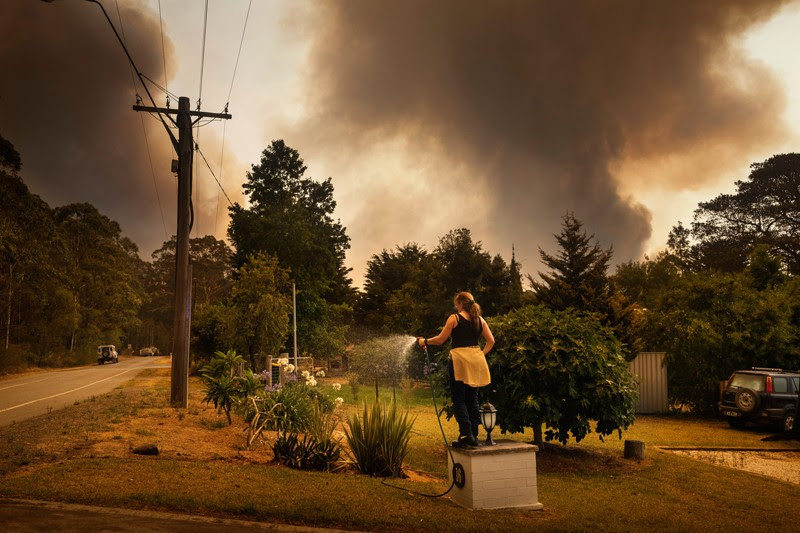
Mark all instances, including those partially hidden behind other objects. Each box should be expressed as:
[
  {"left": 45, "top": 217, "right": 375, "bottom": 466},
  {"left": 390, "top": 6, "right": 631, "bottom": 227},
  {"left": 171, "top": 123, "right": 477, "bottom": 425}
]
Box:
[{"left": 0, "top": 356, "right": 170, "bottom": 427}]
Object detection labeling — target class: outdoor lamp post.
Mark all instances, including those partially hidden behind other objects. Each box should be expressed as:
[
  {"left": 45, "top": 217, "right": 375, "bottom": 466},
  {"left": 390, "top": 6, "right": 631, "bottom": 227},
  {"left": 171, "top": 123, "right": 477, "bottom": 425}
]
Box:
[{"left": 480, "top": 402, "right": 497, "bottom": 446}]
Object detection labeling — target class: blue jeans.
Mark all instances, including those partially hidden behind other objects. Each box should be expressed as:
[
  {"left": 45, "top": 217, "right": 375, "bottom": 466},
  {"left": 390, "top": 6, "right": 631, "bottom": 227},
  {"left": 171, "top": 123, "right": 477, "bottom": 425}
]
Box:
[{"left": 449, "top": 360, "right": 480, "bottom": 438}]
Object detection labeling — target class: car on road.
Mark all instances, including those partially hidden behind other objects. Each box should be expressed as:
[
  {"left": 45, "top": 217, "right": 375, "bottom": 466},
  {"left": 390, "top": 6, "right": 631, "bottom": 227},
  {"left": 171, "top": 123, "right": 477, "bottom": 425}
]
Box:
[
  {"left": 719, "top": 367, "right": 799, "bottom": 432},
  {"left": 138, "top": 346, "right": 161, "bottom": 356},
  {"left": 97, "top": 345, "right": 119, "bottom": 365}
]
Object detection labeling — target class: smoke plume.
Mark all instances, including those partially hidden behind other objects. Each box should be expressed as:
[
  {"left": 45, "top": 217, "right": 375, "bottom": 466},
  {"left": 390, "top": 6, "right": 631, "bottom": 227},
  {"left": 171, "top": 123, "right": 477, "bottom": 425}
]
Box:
[
  {"left": 299, "top": 0, "right": 790, "bottom": 273},
  {"left": 0, "top": 0, "right": 238, "bottom": 256}
]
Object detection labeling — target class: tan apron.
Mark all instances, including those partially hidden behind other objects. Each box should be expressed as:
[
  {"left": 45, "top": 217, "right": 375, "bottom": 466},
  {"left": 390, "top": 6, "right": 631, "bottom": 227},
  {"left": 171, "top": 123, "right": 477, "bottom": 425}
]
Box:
[{"left": 450, "top": 347, "right": 491, "bottom": 387}]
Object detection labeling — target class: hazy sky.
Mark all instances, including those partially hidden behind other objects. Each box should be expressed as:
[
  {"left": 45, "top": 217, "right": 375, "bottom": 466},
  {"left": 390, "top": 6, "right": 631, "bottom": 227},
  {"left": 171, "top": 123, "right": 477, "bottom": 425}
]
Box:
[{"left": 4, "top": 0, "right": 800, "bottom": 287}]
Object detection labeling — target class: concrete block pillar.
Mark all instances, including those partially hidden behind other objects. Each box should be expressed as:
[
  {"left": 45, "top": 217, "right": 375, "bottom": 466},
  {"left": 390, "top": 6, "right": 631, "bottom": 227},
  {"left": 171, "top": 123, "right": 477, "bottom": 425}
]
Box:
[{"left": 447, "top": 440, "right": 543, "bottom": 511}]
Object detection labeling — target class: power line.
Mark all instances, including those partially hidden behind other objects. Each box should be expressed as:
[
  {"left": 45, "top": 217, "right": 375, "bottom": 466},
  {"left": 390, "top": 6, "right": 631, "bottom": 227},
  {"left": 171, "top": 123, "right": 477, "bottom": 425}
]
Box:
[
  {"left": 197, "top": 143, "right": 234, "bottom": 208},
  {"left": 157, "top": 0, "right": 170, "bottom": 107},
  {"left": 197, "top": 0, "right": 209, "bottom": 111},
  {"left": 194, "top": 0, "right": 209, "bottom": 236},
  {"left": 226, "top": 0, "right": 253, "bottom": 106},
  {"left": 214, "top": 120, "right": 228, "bottom": 234},
  {"left": 141, "top": 73, "right": 178, "bottom": 101},
  {"left": 139, "top": 114, "right": 169, "bottom": 239},
  {"left": 213, "top": 0, "right": 252, "bottom": 235},
  {"left": 113, "top": 0, "right": 168, "bottom": 240},
  {"left": 113, "top": 0, "right": 138, "bottom": 97}
]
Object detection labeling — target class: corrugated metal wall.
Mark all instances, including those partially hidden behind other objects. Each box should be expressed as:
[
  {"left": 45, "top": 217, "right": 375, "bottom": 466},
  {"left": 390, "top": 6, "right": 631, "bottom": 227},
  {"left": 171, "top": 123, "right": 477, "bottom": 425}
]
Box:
[{"left": 629, "top": 352, "right": 668, "bottom": 413}]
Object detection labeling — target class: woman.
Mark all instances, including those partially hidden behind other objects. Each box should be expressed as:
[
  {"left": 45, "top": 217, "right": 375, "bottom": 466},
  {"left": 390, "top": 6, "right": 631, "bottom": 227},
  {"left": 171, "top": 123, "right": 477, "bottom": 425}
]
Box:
[{"left": 418, "top": 291, "right": 494, "bottom": 447}]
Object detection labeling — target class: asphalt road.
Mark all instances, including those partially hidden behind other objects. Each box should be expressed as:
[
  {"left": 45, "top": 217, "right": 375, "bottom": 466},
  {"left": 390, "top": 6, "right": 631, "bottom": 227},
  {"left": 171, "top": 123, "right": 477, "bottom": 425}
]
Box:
[
  {"left": 0, "top": 355, "right": 170, "bottom": 427},
  {"left": 0, "top": 499, "right": 353, "bottom": 532}
]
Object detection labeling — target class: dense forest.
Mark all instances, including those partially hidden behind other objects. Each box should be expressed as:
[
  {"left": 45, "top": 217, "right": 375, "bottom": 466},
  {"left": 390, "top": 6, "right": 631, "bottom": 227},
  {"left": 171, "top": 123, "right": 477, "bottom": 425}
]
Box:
[{"left": 2, "top": 132, "right": 799, "bottom": 411}]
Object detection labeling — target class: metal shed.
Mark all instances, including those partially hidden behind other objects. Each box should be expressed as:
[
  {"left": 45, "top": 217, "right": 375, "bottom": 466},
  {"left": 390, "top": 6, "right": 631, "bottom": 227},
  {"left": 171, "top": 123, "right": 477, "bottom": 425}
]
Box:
[{"left": 629, "top": 352, "right": 668, "bottom": 413}]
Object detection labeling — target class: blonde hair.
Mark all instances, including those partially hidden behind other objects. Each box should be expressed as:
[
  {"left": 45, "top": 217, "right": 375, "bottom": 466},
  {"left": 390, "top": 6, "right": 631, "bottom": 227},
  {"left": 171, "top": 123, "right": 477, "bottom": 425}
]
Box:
[{"left": 454, "top": 291, "right": 482, "bottom": 331}]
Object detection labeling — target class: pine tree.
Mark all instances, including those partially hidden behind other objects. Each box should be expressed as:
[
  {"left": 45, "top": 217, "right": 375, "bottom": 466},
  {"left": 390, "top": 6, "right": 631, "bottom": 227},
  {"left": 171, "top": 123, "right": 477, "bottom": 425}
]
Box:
[
  {"left": 530, "top": 212, "right": 613, "bottom": 312},
  {"left": 507, "top": 245, "right": 524, "bottom": 309}
]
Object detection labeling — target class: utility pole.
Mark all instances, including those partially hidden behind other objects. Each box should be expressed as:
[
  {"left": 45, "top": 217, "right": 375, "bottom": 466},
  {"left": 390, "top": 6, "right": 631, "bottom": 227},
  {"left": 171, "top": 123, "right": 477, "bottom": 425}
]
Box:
[
  {"left": 133, "top": 98, "right": 231, "bottom": 407},
  {"left": 292, "top": 282, "right": 298, "bottom": 369},
  {"left": 43, "top": 0, "right": 231, "bottom": 408}
]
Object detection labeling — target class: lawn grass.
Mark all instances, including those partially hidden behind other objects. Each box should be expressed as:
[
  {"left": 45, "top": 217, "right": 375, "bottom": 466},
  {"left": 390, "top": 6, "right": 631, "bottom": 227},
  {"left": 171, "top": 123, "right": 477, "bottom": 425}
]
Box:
[{"left": 1, "top": 374, "right": 800, "bottom": 531}]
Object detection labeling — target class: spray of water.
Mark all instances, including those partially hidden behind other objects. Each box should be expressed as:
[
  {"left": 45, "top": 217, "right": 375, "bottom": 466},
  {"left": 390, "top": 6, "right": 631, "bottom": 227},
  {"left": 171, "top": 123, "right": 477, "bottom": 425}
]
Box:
[{"left": 349, "top": 335, "right": 419, "bottom": 382}]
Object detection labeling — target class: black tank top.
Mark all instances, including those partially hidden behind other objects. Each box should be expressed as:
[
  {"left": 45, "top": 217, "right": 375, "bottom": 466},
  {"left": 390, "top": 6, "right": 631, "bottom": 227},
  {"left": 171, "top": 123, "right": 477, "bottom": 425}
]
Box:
[{"left": 451, "top": 314, "right": 482, "bottom": 348}]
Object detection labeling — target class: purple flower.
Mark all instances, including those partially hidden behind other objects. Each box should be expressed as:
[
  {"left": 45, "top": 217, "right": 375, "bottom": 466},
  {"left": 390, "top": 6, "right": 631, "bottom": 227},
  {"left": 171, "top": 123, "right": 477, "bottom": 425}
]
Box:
[{"left": 423, "top": 362, "right": 439, "bottom": 376}]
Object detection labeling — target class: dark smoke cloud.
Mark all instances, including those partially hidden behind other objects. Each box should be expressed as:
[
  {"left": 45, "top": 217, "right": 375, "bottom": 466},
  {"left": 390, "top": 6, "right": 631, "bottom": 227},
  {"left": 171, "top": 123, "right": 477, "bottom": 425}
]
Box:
[
  {"left": 300, "top": 0, "right": 790, "bottom": 267},
  {"left": 0, "top": 0, "right": 185, "bottom": 255}
]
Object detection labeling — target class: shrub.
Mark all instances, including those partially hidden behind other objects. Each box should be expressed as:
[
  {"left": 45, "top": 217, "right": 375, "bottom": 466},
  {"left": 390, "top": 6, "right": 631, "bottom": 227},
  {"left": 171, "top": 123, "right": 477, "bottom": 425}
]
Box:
[
  {"left": 272, "top": 401, "right": 342, "bottom": 471},
  {"left": 200, "top": 349, "right": 257, "bottom": 424},
  {"left": 201, "top": 373, "right": 239, "bottom": 425},
  {"left": 237, "top": 369, "right": 263, "bottom": 398},
  {"left": 344, "top": 400, "right": 415, "bottom": 477},
  {"left": 250, "top": 381, "right": 314, "bottom": 434},
  {"left": 488, "top": 305, "right": 637, "bottom": 445},
  {"left": 245, "top": 379, "right": 337, "bottom": 445}
]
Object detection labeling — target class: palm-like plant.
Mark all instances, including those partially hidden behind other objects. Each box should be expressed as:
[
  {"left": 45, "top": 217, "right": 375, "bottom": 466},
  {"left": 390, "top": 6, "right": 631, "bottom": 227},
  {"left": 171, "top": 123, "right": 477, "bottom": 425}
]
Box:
[
  {"left": 344, "top": 400, "right": 415, "bottom": 477},
  {"left": 200, "top": 349, "right": 247, "bottom": 424}
]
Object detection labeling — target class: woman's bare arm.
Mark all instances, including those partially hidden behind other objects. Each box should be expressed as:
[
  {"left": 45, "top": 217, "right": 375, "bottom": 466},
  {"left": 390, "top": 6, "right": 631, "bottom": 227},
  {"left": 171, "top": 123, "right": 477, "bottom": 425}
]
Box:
[
  {"left": 421, "top": 315, "right": 458, "bottom": 346},
  {"left": 481, "top": 318, "right": 495, "bottom": 355}
]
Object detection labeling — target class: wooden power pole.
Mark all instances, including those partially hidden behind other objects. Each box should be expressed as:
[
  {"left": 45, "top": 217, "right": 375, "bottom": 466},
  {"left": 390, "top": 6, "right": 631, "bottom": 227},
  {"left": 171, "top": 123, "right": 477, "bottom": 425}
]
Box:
[
  {"left": 134, "top": 97, "right": 231, "bottom": 407},
  {"left": 42, "top": 0, "right": 231, "bottom": 408}
]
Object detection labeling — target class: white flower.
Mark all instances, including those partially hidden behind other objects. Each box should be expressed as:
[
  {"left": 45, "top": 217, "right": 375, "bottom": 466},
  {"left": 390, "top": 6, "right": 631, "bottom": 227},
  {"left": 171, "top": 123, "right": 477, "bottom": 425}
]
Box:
[
  {"left": 285, "top": 364, "right": 295, "bottom": 373},
  {"left": 332, "top": 383, "right": 341, "bottom": 391},
  {"left": 301, "top": 370, "right": 310, "bottom": 378},
  {"left": 316, "top": 370, "right": 325, "bottom": 378},
  {"left": 334, "top": 397, "right": 344, "bottom": 406},
  {"left": 306, "top": 377, "right": 317, "bottom": 387},
  {"left": 277, "top": 357, "right": 289, "bottom": 366}
]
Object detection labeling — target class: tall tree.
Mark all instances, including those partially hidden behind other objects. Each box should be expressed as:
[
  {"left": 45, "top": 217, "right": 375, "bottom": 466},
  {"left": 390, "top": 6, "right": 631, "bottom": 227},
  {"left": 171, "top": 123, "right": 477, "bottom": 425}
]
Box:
[
  {"left": 530, "top": 212, "right": 613, "bottom": 311},
  {"left": 357, "top": 230, "right": 522, "bottom": 340},
  {"left": 357, "top": 243, "right": 437, "bottom": 334},
  {"left": 507, "top": 246, "right": 525, "bottom": 310},
  {"left": 138, "top": 235, "right": 233, "bottom": 353},
  {"left": 1, "top": 137, "right": 62, "bottom": 362},
  {"left": 228, "top": 140, "right": 354, "bottom": 358},
  {"left": 533, "top": 212, "right": 645, "bottom": 356},
  {"left": 53, "top": 203, "right": 143, "bottom": 354},
  {"left": 0, "top": 134, "right": 22, "bottom": 174},
  {"left": 682, "top": 153, "right": 800, "bottom": 274},
  {"left": 224, "top": 253, "right": 292, "bottom": 368}
]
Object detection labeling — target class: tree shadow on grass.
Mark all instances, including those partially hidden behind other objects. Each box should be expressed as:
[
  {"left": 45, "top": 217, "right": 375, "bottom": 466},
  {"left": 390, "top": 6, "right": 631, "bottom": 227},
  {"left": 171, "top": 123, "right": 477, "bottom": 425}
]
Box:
[{"left": 536, "top": 442, "right": 649, "bottom": 475}]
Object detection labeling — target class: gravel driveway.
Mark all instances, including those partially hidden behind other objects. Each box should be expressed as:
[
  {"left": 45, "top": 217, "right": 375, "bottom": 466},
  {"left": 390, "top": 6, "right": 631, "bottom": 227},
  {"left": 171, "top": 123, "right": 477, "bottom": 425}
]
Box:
[{"left": 668, "top": 449, "right": 800, "bottom": 484}]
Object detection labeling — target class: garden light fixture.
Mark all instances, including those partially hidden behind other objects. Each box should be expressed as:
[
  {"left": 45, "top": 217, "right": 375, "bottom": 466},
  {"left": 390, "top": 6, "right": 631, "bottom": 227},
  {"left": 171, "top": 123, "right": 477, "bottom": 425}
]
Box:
[{"left": 480, "top": 402, "right": 497, "bottom": 446}]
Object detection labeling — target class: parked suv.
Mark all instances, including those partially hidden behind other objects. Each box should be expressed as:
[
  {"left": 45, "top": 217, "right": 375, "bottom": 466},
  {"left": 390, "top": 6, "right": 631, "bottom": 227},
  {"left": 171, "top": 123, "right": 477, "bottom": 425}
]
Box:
[
  {"left": 97, "top": 345, "right": 119, "bottom": 365},
  {"left": 719, "top": 368, "right": 799, "bottom": 432}
]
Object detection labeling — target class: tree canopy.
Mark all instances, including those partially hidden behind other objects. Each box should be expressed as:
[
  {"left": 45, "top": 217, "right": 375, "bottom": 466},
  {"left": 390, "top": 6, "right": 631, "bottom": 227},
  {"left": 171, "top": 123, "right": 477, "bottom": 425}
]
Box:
[
  {"left": 675, "top": 153, "right": 800, "bottom": 274},
  {"left": 356, "top": 229, "right": 524, "bottom": 339},
  {"left": 228, "top": 140, "right": 354, "bottom": 358},
  {"left": 532, "top": 212, "right": 643, "bottom": 356},
  {"left": 1, "top": 135, "right": 145, "bottom": 369},
  {"left": 487, "top": 305, "right": 637, "bottom": 445}
]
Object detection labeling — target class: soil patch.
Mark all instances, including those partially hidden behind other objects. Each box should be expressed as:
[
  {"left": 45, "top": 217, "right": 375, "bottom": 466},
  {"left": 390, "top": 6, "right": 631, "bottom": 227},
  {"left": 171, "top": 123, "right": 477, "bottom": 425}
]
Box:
[
  {"left": 87, "top": 370, "right": 274, "bottom": 464},
  {"left": 667, "top": 448, "right": 800, "bottom": 484},
  {"left": 0, "top": 369, "right": 276, "bottom": 476}
]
